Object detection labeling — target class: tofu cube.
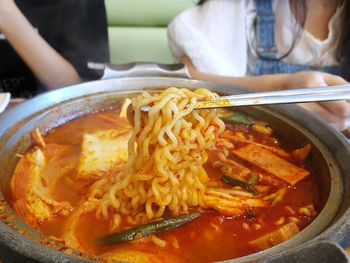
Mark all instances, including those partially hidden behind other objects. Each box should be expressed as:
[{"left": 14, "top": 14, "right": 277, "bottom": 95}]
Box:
[{"left": 77, "top": 129, "right": 131, "bottom": 180}]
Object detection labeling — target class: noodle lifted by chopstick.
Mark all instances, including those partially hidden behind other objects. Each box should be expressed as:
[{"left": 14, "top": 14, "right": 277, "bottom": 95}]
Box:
[{"left": 92, "top": 87, "right": 225, "bottom": 225}]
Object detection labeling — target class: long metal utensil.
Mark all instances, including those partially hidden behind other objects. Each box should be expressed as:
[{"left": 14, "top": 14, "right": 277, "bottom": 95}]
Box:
[{"left": 194, "top": 84, "right": 350, "bottom": 109}]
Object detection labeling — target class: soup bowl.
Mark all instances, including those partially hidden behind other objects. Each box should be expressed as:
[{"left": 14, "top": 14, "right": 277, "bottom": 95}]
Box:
[{"left": 0, "top": 63, "right": 349, "bottom": 262}]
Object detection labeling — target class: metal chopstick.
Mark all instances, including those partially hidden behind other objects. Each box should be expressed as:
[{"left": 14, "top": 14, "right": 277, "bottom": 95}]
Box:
[{"left": 194, "top": 84, "right": 350, "bottom": 109}]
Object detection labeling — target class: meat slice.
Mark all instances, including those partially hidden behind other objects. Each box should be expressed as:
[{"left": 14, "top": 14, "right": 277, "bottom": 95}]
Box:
[{"left": 233, "top": 144, "right": 309, "bottom": 185}]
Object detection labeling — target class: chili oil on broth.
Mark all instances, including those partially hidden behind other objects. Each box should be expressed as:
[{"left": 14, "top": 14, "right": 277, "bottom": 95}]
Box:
[{"left": 10, "top": 105, "right": 318, "bottom": 262}]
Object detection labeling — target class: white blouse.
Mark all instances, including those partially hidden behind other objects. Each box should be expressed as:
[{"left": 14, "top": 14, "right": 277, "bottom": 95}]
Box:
[{"left": 167, "top": 0, "right": 342, "bottom": 77}]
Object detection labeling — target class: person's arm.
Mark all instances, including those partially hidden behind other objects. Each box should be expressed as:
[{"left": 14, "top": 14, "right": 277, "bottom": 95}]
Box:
[
  {"left": 0, "top": 0, "right": 81, "bottom": 88},
  {"left": 182, "top": 56, "right": 347, "bottom": 91},
  {"left": 181, "top": 56, "right": 287, "bottom": 91},
  {"left": 182, "top": 56, "right": 350, "bottom": 130}
]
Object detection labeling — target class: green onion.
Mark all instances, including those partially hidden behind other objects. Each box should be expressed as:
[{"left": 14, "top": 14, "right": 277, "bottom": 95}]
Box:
[
  {"left": 263, "top": 187, "right": 287, "bottom": 205},
  {"left": 247, "top": 173, "right": 258, "bottom": 185},
  {"left": 221, "top": 175, "right": 257, "bottom": 195},
  {"left": 96, "top": 212, "right": 200, "bottom": 246},
  {"left": 220, "top": 111, "right": 255, "bottom": 125}
]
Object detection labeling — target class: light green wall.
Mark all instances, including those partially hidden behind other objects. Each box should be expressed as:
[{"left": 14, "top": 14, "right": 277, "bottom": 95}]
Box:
[
  {"left": 108, "top": 27, "right": 173, "bottom": 64},
  {"left": 106, "top": 0, "right": 196, "bottom": 26},
  {"left": 105, "top": 0, "right": 195, "bottom": 64}
]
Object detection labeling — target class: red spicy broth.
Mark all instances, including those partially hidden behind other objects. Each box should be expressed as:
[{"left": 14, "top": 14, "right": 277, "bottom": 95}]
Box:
[{"left": 10, "top": 108, "right": 319, "bottom": 262}]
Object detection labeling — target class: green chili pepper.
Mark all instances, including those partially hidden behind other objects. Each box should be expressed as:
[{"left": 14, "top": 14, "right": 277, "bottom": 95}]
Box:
[
  {"left": 221, "top": 175, "right": 257, "bottom": 195},
  {"left": 96, "top": 212, "right": 200, "bottom": 246}
]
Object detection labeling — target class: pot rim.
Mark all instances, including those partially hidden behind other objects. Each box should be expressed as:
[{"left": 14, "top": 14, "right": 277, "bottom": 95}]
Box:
[{"left": 0, "top": 75, "right": 349, "bottom": 262}]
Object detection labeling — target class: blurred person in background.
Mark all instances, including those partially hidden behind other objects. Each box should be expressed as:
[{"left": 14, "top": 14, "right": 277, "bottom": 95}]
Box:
[
  {"left": 0, "top": 0, "right": 109, "bottom": 98},
  {"left": 168, "top": 0, "right": 350, "bottom": 130}
]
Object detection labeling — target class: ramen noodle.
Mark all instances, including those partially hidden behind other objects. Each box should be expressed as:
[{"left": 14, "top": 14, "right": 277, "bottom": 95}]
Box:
[{"left": 92, "top": 87, "right": 225, "bottom": 224}]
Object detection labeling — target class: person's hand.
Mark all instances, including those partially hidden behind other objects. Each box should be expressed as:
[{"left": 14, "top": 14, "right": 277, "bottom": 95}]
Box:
[
  {"left": 283, "top": 71, "right": 350, "bottom": 130},
  {"left": 181, "top": 56, "right": 350, "bottom": 131}
]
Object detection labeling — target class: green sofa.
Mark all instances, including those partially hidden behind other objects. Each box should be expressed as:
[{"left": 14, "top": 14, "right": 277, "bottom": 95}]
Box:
[{"left": 105, "top": 0, "right": 195, "bottom": 64}]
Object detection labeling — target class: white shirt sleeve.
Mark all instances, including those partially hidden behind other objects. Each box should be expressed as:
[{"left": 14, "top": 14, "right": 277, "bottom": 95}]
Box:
[{"left": 167, "top": 0, "right": 250, "bottom": 77}]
